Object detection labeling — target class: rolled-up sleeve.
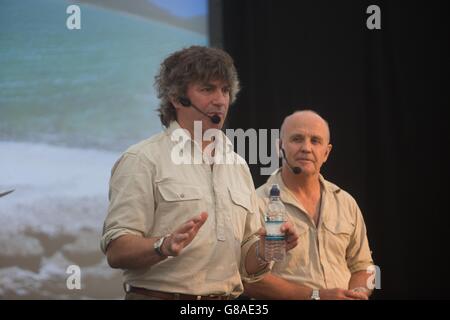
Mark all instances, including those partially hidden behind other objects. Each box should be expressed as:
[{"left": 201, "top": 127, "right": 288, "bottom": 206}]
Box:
[
  {"left": 346, "top": 201, "right": 374, "bottom": 273},
  {"left": 100, "top": 152, "right": 155, "bottom": 253},
  {"left": 240, "top": 187, "right": 271, "bottom": 282}
]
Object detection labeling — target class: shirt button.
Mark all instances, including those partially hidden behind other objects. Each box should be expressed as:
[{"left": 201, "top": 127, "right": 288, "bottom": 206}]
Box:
[{"left": 179, "top": 193, "right": 185, "bottom": 199}]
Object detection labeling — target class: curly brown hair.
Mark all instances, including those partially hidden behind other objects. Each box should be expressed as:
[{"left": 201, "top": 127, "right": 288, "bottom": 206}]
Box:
[{"left": 154, "top": 46, "right": 240, "bottom": 127}]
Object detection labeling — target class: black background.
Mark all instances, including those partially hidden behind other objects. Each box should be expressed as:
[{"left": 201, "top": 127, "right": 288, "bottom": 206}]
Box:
[{"left": 216, "top": 0, "right": 450, "bottom": 299}]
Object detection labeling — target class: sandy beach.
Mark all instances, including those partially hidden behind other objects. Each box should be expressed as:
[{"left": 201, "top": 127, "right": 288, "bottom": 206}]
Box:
[{"left": 0, "top": 142, "right": 123, "bottom": 299}]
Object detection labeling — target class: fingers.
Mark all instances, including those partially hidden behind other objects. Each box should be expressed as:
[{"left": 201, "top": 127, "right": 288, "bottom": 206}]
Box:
[
  {"left": 280, "top": 222, "right": 289, "bottom": 233},
  {"left": 166, "top": 229, "right": 195, "bottom": 256},
  {"left": 192, "top": 212, "right": 208, "bottom": 230},
  {"left": 281, "top": 222, "right": 299, "bottom": 251},
  {"left": 257, "top": 227, "right": 266, "bottom": 236},
  {"left": 286, "top": 232, "right": 299, "bottom": 243},
  {"left": 319, "top": 288, "right": 368, "bottom": 300},
  {"left": 199, "top": 211, "right": 208, "bottom": 221},
  {"left": 259, "top": 223, "right": 298, "bottom": 251},
  {"left": 191, "top": 211, "right": 208, "bottom": 224},
  {"left": 177, "top": 220, "right": 195, "bottom": 234},
  {"left": 172, "top": 233, "right": 189, "bottom": 243},
  {"left": 185, "top": 212, "right": 208, "bottom": 238},
  {"left": 344, "top": 290, "right": 368, "bottom": 300},
  {"left": 281, "top": 221, "right": 298, "bottom": 237},
  {"left": 353, "top": 292, "right": 369, "bottom": 300},
  {"left": 176, "top": 212, "right": 209, "bottom": 234},
  {"left": 286, "top": 238, "right": 298, "bottom": 251},
  {"left": 169, "top": 234, "right": 189, "bottom": 254},
  {"left": 167, "top": 212, "right": 209, "bottom": 256}
]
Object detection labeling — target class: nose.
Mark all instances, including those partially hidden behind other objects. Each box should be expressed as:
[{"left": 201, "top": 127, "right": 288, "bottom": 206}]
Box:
[
  {"left": 212, "top": 89, "right": 229, "bottom": 106},
  {"left": 300, "top": 140, "right": 312, "bottom": 153}
]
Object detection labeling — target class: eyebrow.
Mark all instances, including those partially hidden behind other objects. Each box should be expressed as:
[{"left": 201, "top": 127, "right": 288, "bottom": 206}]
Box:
[
  {"left": 290, "top": 133, "right": 324, "bottom": 142},
  {"left": 198, "top": 82, "right": 214, "bottom": 87},
  {"left": 199, "top": 81, "right": 230, "bottom": 89}
]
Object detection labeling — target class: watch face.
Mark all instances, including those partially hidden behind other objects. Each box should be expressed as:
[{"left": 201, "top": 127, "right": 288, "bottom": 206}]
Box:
[
  {"left": 311, "top": 290, "right": 320, "bottom": 300},
  {"left": 154, "top": 234, "right": 171, "bottom": 256},
  {"left": 155, "top": 237, "right": 164, "bottom": 249},
  {"left": 153, "top": 237, "right": 165, "bottom": 257}
]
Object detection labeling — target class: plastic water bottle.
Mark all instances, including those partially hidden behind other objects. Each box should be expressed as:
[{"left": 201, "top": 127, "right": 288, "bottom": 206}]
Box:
[{"left": 264, "top": 184, "right": 286, "bottom": 261}]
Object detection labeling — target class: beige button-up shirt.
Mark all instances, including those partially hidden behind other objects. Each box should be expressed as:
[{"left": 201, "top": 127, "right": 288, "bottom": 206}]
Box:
[
  {"left": 101, "top": 121, "right": 264, "bottom": 297},
  {"left": 256, "top": 169, "right": 374, "bottom": 290}
]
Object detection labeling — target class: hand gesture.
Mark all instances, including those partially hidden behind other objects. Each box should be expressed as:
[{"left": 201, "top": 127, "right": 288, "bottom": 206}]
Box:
[{"left": 162, "top": 212, "right": 208, "bottom": 256}]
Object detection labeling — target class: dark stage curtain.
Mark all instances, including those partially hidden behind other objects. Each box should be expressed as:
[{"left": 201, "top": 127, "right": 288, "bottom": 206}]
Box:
[{"left": 218, "top": 0, "right": 450, "bottom": 299}]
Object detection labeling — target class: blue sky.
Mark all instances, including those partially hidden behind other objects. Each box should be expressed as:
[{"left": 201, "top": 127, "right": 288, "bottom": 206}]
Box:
[{"left": 150, "top": 0, "right": 207, "bottom": 18}]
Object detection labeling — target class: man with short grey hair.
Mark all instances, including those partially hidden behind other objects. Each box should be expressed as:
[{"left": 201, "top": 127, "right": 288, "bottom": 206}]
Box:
[{"left": 244, "top": 110, "right": 375, "bottom": 300}]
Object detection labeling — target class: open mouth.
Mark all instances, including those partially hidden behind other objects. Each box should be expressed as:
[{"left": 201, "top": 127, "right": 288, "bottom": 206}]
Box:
[{"left": 208, "top": 112, "right": 224, "bottom": 118}]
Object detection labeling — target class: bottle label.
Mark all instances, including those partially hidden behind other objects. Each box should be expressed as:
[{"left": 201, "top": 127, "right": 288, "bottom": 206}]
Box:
[
  {"left": 265, "top": 235, "right": 285, "bottom": 241},
  {"left": 265, "top": 220, "right": 284, "bottom": 237}
]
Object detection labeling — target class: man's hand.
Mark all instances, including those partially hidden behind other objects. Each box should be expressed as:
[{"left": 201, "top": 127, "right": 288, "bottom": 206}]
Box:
[
  {"left": 320, "top": 288, "right": 369, "bottom": 300},
  {"left": 350, "top": 286, "right": 371, "bottom": 300},
  {"left": 257, "top": 221, "right": 299, "bottom": 259},
  {"left": 280, "top": 221, "right": 298, "bottom": 251},
  {"left": 161, "top": 212, "right": 208, "bottom": 256}
]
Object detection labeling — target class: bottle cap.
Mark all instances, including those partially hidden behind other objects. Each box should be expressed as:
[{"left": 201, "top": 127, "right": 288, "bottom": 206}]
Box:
[{"left": 269, "top": 184, "right": 280, "bottom": 197}]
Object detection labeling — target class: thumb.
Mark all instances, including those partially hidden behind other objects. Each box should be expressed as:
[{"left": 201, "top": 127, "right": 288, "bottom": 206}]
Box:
[{"left": 257, "top": 227, "right": 266, "bottom": 236}]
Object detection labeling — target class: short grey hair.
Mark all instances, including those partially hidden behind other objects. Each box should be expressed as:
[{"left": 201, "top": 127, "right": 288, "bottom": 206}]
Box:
[{"left": 280, "top": 110, "right": 331, "bottom": 143}]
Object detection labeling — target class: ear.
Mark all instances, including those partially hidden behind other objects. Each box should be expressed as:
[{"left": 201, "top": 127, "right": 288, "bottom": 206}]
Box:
[
  {"left": 277, "top": 138, "right": 283, "bottom": 158},
  {"left": 323, "top": 143, "right": 333, "bottom": 163},
  {"left": 170, "top": 96, "right": 181, "bottom": 110}
]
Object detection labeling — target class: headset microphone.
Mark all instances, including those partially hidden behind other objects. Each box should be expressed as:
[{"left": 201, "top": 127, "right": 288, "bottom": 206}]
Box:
[
  {"left": 178, "top": 97, "right": 221, "bottom": 124},
  {"left": 281, "top": 148, "right": 302, "bottom": 175}
]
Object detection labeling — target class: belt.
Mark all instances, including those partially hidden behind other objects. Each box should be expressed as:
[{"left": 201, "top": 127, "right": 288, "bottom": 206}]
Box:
[{"left": 128, "top": 286, "right": 231, "bottom": 300}]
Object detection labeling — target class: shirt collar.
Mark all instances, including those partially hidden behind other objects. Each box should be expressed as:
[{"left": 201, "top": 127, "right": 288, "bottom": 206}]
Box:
[{"left": 262, "top": 168, "right": 341, "bottom": 212}]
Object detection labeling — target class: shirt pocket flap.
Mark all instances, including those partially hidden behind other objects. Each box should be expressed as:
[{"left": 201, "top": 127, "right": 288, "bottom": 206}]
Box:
[
  {"left": 228, "top": 188, "right": 252, "bottom": 212},
  {"left": 157, "top": 183, "right": 203, "bottom": 202},
  {"left": 323, "top": 219, "right": 354, "bottom": 235}
]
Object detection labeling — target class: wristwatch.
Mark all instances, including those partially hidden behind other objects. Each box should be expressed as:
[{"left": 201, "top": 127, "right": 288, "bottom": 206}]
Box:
[
  {"left": 154, "top": 234, "right": 170, "bottom": 257},
  {"left": 311, "top": 289, "right": 320, "bottom": 300}
]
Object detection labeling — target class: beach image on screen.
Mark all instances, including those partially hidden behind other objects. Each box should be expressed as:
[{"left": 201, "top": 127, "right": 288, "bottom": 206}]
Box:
[{"left": 0, "top": 0, "right": 207, "bottom": 299}]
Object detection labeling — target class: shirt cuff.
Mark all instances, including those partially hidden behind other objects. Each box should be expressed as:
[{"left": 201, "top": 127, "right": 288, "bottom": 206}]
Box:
[
  {"left": 100, "top": 228, "right": 142, "bottom": 254},
  {"left": 348, "top": 261, "right": 375, "bottom": 274}
]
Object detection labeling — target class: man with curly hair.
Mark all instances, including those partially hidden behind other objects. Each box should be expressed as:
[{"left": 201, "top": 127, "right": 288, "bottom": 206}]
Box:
[{"left": 101, "top": 46, "right": 298, "bottom": 300}]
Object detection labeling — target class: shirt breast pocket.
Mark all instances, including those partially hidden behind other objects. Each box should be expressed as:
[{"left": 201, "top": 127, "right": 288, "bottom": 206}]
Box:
[
  {"left": 154, "top": 182, "right": 204, "bottom": 235},
  {"left": 228, "top": 188, "right": 252, "bottom": 241},
  {"left": 323, "top": 219, "right": 354, "bottom": 258}
]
